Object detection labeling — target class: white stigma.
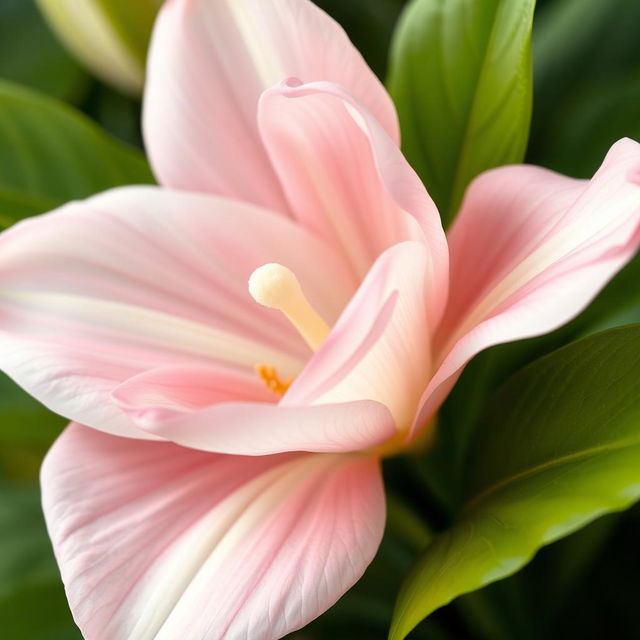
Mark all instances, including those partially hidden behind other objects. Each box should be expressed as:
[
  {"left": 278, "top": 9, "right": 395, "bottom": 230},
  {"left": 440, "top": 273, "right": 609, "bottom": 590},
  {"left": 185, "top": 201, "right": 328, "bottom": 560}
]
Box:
[{"left": 248, "top": 263, "right": 330, "bottom": 351}]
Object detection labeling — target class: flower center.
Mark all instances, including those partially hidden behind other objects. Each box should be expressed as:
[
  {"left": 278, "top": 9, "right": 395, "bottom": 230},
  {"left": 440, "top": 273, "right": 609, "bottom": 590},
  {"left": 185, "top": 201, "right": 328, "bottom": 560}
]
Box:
[
  {"left": 248, "top": 263, "right": 330, "bottom": 351},
  {"left": 255, "top": 364, "right": 293, "bottom": 395}
]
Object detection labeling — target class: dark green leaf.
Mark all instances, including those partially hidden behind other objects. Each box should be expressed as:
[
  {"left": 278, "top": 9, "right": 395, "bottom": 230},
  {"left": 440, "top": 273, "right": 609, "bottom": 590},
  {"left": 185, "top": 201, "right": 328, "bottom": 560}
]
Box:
[
  {"left": 388, "top": 0, "right": 535, "bottom": 225},
  {"left": 390, "top": 325, "right": 640, "bottom": 638},
  {"left": 0, "top": 80, "right": 153, "bottom": 226}
]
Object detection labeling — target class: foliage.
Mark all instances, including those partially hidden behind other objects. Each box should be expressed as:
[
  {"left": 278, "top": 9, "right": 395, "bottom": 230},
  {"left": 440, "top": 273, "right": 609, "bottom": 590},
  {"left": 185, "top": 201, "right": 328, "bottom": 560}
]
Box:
[{"left": 388, "top": 0, "right": 535, "bottom": 225}]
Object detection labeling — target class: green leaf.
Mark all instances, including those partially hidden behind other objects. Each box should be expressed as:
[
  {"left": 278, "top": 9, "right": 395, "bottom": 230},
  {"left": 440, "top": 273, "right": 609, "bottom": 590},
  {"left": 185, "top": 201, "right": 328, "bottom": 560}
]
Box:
[
  {"left": 0, "top": 80, "right": 154, "bottom": 226},
  {"left": 390, "top": 325, "right": 640, "bottom": 639},
  {"left": 388, "top": 0, "right": 535, "bottom": 225},
  {"left": 0, "top": 481, "right": 80, "bottom": 639}
]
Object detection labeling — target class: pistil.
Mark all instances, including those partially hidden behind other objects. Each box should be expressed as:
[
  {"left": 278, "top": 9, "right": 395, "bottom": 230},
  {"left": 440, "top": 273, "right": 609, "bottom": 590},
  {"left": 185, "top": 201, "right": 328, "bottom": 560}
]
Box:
[{"left": 248, "top": 263, "right": 330, "bottom": 351}]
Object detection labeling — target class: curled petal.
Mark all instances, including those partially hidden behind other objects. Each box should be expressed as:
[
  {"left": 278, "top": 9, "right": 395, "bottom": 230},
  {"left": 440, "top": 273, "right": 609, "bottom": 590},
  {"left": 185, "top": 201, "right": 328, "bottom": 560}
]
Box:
[
  {"left": 42, "top": 424, "right": 385, "bottom": 640},
  {"left": 144, "top": 0, "right": 398, "bottom": 211},
  {"left": 287, "top": 242, "right": 435, "bottom": 433},
  {"left": 259, "top": 79, "right": 448, "bottom": 297},
  {"left": 415, "top": 138, "right": 640, "bottom": 432},
  {"left": 113, "top": 365, "right": 396, "bottom": 455}
]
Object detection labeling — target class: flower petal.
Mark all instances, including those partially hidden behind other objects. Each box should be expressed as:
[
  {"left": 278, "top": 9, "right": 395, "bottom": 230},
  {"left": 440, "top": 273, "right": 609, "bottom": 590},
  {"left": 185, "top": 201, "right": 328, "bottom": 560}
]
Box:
[
  {"left": 416, "top": 138, "right": 640, "bottom": 431},
  {"left": 286, "top": 242, "right": 435, "bottom": 433},
  {"left": 0, "top": 186, "right": 355, "bottom": 438},
  {"left": 259, "top": 80, "right": 448, "bottom": 291},
  {"left": 42, "top": 424, "right": 385, "bottom": 640},
  {"left": 113, "top": 366, "right": 396, "bottom": 454},
  {"left": 111, "top": 364, "right": 275, "bottom": 421},
  {"left": 144, "top": 0, "right": 398, "bottom": 212}
]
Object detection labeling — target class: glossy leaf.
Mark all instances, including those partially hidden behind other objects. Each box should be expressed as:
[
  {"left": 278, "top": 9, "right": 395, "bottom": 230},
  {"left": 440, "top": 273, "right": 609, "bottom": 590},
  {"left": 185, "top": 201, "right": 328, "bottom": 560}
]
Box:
[
  {"left": 390, "top": 325, "right": 640, "bottom": 639},
  {"left": 388, "top": 0, "right": 535, "bottom": 225},
  {"left": 0, "top": 80, "right": 153, "bottom": 226}
]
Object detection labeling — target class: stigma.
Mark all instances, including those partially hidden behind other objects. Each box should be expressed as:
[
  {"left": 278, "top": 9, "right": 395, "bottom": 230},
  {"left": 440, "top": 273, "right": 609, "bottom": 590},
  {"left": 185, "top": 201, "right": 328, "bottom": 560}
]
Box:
[{"left": 248, "top": 263, "right": 330, "bottom": 351}]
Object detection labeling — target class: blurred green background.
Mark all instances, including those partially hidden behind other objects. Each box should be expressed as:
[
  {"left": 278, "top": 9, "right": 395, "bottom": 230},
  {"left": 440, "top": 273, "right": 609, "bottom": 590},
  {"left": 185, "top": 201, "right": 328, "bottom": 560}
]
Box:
[{"left": 0, "top": 1, "right": 639, "bottom": 638}]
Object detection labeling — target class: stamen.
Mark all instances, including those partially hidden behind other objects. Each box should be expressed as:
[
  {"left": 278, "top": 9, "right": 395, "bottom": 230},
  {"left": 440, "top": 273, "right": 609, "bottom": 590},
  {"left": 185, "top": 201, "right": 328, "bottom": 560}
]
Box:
[
  {"left": 248, "top": 263, "right": 330, "bottom": 351},
  {"left": 255, "top": 364, "right": 293, "bottom": 395}
]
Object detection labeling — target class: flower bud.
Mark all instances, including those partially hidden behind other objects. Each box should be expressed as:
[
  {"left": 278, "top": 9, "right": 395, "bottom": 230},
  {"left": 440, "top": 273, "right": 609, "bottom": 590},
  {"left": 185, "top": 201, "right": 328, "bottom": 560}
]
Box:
[{"left": 36, "top": 0, "right": 161, "bottom": 95}]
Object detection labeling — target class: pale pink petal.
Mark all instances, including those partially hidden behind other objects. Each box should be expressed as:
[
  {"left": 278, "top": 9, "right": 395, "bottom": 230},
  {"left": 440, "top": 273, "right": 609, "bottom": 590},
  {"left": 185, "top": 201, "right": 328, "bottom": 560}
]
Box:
[
  {"left": 285, "top": 242, "right": 434, "bottom": 434},
  {"left": 42, "top": 424, "right": 385, "bottom": 640},
  {"left": 113, "top": 370, "right": 396, "bottom": 454},
  {"left": 259, "top": 79, "right": 448, "bottom": 297},
  {"left": 414, "top": 138, "right": 640, "bottom": 432},
  {"left": 111, "top": 364, "right": 275, "bottom": 422},
  {"left": 0, "top": 186, "right": 355, "bottom": 438},
  {"left": 144, "top": 0, "right": 398, "bottom": 212}
]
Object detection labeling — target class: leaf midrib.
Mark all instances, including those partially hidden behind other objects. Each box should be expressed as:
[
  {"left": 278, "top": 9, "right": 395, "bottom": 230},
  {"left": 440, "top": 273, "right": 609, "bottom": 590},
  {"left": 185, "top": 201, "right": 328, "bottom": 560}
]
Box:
[{"left": 463, "top": 435, "right": 640, "bottom": 512}]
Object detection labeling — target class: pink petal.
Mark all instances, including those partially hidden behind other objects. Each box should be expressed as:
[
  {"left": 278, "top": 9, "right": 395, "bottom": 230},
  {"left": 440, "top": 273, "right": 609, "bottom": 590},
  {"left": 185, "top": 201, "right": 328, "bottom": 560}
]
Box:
[
  {"left": 259, "top": 79, "right": 448, "bottom": 291},
  {"left": 415, "top": 138, "right": 640, "bottom": 431},
  {"left": 112, "top": 364, "right": 275, "bottom": 420},
  {"left": 42, "top": 424, "right": 385, "bottom": 640},
  {"left": 286, "top": 242, "right": 435, "bottom": 434},
  {"left": 144, "top": 0, "right": 398, "bottom": 212},
  {"left": 114, "top": 367, "right": 396, "bottom": 454},
  {"left": 0, "top": 186, "right": 355, "bottom": 438}
]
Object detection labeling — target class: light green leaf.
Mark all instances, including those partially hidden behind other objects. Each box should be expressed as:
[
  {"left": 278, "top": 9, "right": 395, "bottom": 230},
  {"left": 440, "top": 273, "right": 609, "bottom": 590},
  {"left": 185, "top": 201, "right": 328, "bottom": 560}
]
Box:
[
  {"left": 390, "top": 325, "right": 640, "bottom": 639},
  {"left": 0, "top": 80, "right": 153, "bottom": 226},
  {"left": 388, "top": 0, "right": 535, "bottom": 225}
]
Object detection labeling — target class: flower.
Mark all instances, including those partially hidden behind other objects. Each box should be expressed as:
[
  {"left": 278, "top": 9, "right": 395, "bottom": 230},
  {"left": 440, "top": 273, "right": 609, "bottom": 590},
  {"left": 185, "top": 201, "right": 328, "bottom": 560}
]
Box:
[{"left": 1, "top": 0, "right": 639, "bottom": 638}]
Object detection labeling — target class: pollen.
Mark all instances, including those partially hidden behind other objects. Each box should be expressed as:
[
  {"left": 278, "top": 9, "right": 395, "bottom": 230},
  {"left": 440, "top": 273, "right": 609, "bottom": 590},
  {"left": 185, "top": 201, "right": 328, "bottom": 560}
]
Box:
[{"left": 255, "top": 364, "right": 293, "bottom": 396}]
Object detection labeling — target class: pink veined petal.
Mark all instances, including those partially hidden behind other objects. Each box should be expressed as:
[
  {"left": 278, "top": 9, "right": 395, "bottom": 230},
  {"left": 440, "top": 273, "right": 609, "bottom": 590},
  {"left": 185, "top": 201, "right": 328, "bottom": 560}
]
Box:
[
  {"left": 42, "top": 424, "right": 385, "bottom": 640},
  {"left": 286, "top": 242, "right": 434, "bottom": 434},
  {"left": 113, "top": 366, "right": 396, "bottom": 454},
  {"left": 0, "top": 186, "right": 356, "bottom": 438},
  {"left": 111, "top": 363, "right": 276, "bottom": 422},
  {"left": 144, "top": 0, "right": 398, "bottom": 212},
  {"left": 259, "top": 79, "right": 449, "bottom": 304},
  {"left": 413, "top": 138, "right": 640, "bottom": 434}
]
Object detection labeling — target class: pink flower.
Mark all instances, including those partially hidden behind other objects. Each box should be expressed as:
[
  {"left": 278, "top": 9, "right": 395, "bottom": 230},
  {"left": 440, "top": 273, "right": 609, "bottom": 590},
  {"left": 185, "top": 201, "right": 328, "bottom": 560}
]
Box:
[{"left": 1, "top": 0, "right": 639, "bottom": 638}]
